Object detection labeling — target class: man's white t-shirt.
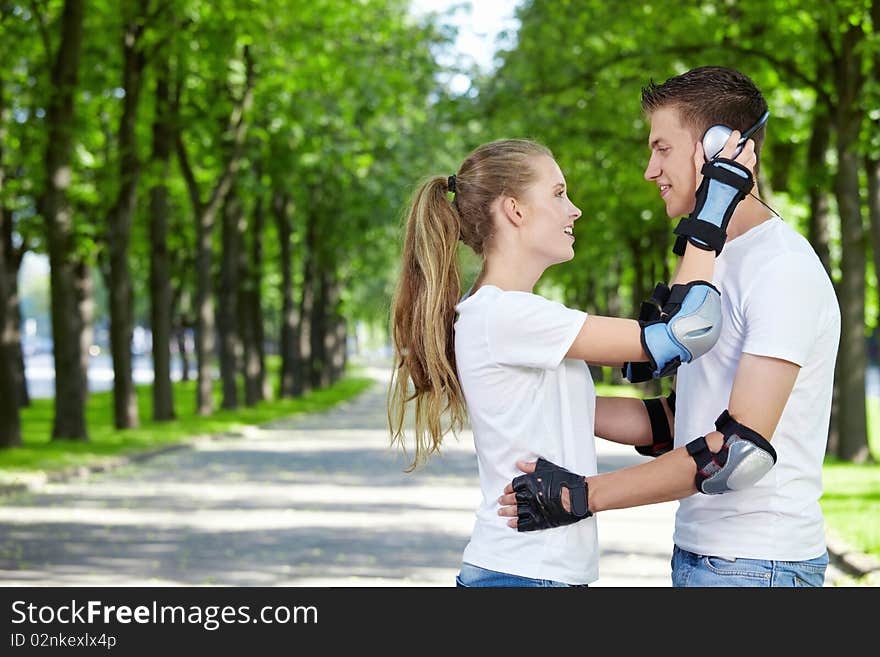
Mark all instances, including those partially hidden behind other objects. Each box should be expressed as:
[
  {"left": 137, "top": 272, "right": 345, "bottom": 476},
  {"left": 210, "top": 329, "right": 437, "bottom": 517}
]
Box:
[
  {"left": 454, "top": 285, "right": 599, "bottom": 585},
  {"left": 674, "top": 218, "right": 840, "bottom": 561}
]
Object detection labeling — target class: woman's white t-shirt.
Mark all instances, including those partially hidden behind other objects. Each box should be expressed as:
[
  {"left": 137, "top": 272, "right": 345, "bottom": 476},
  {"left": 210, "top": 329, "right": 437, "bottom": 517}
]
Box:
[{"left": 453, "top": 285, "right": 598, "bottom": 585}]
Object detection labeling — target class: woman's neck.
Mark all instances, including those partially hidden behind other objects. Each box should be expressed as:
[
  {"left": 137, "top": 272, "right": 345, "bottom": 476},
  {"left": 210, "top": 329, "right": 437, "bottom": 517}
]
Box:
[{"left": 474, "top": 255, "right": 544, "bottom": 293}]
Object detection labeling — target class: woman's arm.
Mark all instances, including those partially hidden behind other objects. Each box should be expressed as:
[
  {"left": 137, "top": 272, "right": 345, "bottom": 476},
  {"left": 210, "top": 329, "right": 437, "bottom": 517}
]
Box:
[
  {"left": 565, "top": 238, "right": 716, "bottom": 367},
  {"left": 573, "top": 133, "right": 756, "bottom": 370},
  {"left": 594, "top": 395, "right": 673, "bottom": 448}
]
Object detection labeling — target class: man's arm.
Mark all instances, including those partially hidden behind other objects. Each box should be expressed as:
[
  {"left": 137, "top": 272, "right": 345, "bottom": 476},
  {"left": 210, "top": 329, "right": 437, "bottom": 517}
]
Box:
[
  {"left": 725, "top": 353, "right": 800, "bottom": 439},
  {"left": 499, "top": 353, "right": 799, "bottom": 524}
]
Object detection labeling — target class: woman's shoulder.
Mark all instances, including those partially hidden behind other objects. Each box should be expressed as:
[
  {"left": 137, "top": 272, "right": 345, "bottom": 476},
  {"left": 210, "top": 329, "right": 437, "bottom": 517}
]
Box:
[{"left": 459, "top": 286, "right": 568, "bottom": 319}]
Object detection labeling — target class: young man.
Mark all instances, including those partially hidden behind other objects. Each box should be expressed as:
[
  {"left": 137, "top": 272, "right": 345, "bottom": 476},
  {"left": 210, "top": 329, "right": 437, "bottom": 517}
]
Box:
[{"left": 498, "top": 66, "right": 840, "bottom": 587}]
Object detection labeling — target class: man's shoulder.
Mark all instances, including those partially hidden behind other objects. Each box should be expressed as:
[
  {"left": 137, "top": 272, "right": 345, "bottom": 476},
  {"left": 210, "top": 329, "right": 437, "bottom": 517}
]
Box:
[{"left": 737, "top": 219, "right": 829, "bottom": 282}]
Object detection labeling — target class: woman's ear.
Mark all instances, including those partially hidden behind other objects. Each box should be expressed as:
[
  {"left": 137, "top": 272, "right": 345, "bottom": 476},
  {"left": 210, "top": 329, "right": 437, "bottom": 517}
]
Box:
[{"left": 499, "top": 195, "right": 524, "bottom": 227}]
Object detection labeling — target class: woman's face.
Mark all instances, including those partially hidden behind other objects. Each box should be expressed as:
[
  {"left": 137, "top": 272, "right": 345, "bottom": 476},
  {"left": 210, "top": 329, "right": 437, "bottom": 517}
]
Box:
[{"left": 519, "top": 155, "right": 583, "bottom": 266}]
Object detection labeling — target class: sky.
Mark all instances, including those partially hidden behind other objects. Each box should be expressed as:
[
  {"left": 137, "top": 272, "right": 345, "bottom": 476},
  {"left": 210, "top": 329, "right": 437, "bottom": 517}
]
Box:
[{"left": 409, "top": 0, "right": 522, "bottom": 93}]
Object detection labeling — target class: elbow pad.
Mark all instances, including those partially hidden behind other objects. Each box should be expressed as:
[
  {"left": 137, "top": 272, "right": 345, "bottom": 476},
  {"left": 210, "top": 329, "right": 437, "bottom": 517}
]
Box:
[
  {"left": 686, "top": 410, "right": 777, "bottom": 495},
  {"left": 641, "top": 281, "right": 722, "bottom": 378}
]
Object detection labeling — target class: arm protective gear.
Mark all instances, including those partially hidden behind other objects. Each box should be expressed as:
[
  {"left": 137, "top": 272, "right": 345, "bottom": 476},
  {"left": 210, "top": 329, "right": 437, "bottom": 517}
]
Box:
[
  {"left": 685, "top": 410, "right": 777, "bottom": 495},
  {"left": 639, "top": 280, "right": 722, "bottom": 378},
  {"left": 672, "top": 158, "right": 754, "bottom": 257},
  {"left": 512, "top": 457, "right": 591, "bottom": 532},
  {"left": 635, "top": 390, "right": 676, "bottom": 457}
]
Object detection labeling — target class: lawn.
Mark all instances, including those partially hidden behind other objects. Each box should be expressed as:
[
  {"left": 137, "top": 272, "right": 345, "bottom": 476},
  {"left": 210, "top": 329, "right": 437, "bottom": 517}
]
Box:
[
  {"left": 825, "top": 396, "right": 880, "bottom": 560},
  {"left": 0, "top": 363, "right": 375, "bottom": 479}
]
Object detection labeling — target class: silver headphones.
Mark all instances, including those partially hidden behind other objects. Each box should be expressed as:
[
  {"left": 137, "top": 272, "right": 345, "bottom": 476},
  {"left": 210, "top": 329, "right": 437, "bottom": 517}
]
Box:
[{"left": 702, "top": 110, "right": 770, "bottom": 161}]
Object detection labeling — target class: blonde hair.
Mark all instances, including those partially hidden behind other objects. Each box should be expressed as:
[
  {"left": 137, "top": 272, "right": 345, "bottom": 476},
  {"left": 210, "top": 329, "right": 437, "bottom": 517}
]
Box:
[{"left": 388, "top": 139, "right": 553, "bottom": 470}]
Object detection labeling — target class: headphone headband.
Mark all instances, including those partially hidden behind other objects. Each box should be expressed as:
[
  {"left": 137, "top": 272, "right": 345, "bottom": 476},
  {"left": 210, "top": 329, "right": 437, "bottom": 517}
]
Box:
[
  {"left": 703, "top": 109, "right": 770, "bottom": 161},
  {"left": 740, "top": 110, "right": 770, "bottom": 142}
]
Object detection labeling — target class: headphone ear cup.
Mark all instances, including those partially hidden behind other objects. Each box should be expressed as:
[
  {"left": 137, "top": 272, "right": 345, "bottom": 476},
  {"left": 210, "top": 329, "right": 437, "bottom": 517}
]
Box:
[{"left": 702, "top": 125, "right": 731, "bottom": 161}]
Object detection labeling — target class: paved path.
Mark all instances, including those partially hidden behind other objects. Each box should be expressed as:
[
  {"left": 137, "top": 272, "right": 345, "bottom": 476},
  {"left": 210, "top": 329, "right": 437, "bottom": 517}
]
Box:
[{"left": 0, "top": 367, "right": 845, "bottom": 586}]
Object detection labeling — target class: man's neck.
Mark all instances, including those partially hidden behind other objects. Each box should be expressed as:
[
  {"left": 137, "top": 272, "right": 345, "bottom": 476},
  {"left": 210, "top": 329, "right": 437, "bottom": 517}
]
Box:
[{"left": 725, "top": 193, "right": 775, "bottom": 242}]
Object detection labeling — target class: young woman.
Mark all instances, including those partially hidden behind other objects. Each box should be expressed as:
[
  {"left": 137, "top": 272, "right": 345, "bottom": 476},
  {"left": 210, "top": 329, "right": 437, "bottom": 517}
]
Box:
[{"left": 387, "top": 136, "right": 755, "bottom": 587}]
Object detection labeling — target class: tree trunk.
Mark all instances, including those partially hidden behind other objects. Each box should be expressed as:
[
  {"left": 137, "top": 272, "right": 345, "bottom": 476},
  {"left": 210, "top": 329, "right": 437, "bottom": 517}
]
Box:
[
  {"left": 0, "top": 179, "right": 21, "bottom": 446},
  {"left": 253, "top": 196, "right": 270, "bottom": 401},
  {"left": 0, "top": 77, "right": 29, "bottom": 412},
  {"left": 315, "top": 275, "right": 330, "bottom": 389},
  {"left": 240, "top": 187, "right": 266, "bottom": 405},
  {"left": 630, "top": 238, "right": 645, "bottom": 318},
  {"left": 832, "top": 24, "right": 869, "bottom": 463},
  {"left": 149, "top": 52, "right": 175, "bottom": 421},
  {"left": 317, "top": 267, "right": 340, "bottom": 388},
  {"left": 176, "top": 323, "right": 190, "bottom": 382},
  {"left": 866, "top": 0, "right": 880, "bottom": 443},
  {"left": 105, "top": 16, "right": 146, "bottom": 429},
  {"left": 332, "top": 310, "right": 346, "bottom": 383},
  {"left": 605, "top": 257, "right": 625, "bottom": 384},
  {"left": 309, "top": 246, "right": 327, "bottom": 390},
  {"left": 807, "top": 105, "right": 832, "bottom": 277},
  {"left": 297, "top": 217, "right": 316, "bottom": 396},
  {"left": 192, "top": 176, "right": 217, "bottom": 415},
  {"left": 11, "top": 291, "right": 28, "bottom": 407},
  {"left": 176, "top": 46, "right": 254, "bottom": 415},
  {"left": 867, "top": 154, "right": 880, "bottom": 316},
  {"left": 0, "top": 239, "right": 28, "bottom": 417},
  {"left": 275, "top": 192, "right": 301, "bottom": 398},
  {"left": 218, "top": 188, "right": 242, "bottom": 410},
  {"left": 75, "top": 258, "right": 94, "bottom": 402},
  {"left": 41, "top": 0, "right": 87, "bottom": 441}
]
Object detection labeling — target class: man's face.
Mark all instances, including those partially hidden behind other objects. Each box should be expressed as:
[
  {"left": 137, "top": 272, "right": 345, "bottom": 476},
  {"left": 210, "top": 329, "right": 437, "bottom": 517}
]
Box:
[{"left": 643, "top": 106, "right": 700, "bottom": 219}]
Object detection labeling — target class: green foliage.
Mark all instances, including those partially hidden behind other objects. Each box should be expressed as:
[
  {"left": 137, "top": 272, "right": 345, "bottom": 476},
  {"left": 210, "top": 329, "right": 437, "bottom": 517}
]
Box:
[
  {"left": 5, "top": 1, "right": 879, "bottom": 463},
  {"left": 467, "top": 0, "right": 878, "bottom": 320}
]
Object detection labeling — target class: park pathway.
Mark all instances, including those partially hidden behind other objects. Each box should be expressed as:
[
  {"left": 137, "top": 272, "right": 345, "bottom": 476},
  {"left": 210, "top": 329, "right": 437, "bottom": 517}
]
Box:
[{"left": 0, "top": 366, "right": 845, "bottom": 586}]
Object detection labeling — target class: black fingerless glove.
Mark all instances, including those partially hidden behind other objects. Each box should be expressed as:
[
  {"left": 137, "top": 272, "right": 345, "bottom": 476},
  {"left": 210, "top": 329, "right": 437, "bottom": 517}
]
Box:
[{"left": 512, "top": 457, "right": 592, "bottom": 532}]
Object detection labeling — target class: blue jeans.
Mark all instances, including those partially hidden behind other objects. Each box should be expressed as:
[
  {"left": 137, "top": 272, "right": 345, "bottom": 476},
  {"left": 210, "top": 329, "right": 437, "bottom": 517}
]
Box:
[
  {"left": 671, "top": 545, "right": 829, "bottom": 587},
  {"left": 455, "top": 562, "right": 589, "bottom": 588}
]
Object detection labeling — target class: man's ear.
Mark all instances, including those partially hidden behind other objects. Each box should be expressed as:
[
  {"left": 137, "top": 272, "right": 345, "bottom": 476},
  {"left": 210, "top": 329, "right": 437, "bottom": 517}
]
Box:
[{"left": 498, "top": 195, "right": 524, "bottom": 228}]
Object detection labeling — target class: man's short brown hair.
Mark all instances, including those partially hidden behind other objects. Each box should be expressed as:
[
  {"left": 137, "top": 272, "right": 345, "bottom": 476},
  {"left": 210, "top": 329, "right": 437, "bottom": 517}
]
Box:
[{"left": 641, "top": 66, "right": 769, "bottom": 158}]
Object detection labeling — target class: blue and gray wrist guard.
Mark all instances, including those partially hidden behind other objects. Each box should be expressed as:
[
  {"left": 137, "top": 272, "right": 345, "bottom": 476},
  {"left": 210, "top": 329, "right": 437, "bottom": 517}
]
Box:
[{"left": 672, "top": 157, "right": 754, "bottom": 257}]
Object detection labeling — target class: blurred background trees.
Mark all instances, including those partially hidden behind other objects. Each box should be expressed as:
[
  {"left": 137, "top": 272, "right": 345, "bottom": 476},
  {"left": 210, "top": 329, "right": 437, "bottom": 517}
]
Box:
[{"left": 1, "top": 0, "right": 877, "bottom": 462}]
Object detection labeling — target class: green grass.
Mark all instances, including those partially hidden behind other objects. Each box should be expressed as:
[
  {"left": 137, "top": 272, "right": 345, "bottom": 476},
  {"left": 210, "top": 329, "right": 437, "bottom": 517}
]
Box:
[
  {"left": 867, "top": 396, "right": 880, "bottom": 460},
  {"left": 0, "top": 361, "right": 374, "bottom": 478},
  {"left": 597, "top": 380, "right": 880, "bottom": 560},
  {"left": 819, "top": 461, "right": 880, "bottom": 560}
]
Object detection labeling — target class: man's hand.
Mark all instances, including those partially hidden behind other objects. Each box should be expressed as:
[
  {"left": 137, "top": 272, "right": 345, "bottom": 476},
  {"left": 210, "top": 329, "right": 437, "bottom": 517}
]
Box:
[
  {"left": 673, "top": 130, "right": 756, "bottom": 257},
  {"left": 693, "top": 130, "right": 757, "bottom": 194},
  {"left": 498, "top": 458, "right": 591, "bottom": 531}
]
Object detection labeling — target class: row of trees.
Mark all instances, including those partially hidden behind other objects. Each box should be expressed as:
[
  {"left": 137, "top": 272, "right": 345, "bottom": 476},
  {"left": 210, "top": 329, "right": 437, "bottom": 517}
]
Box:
[
  {"left": 3, "top": 0, "right": 876, "bottom": 464},
  {"left": 0, "top": 0, "right": 449, "bottom": 445},
  {"left": 468, "top": 0, "right": 879, "bottom": 462}
]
